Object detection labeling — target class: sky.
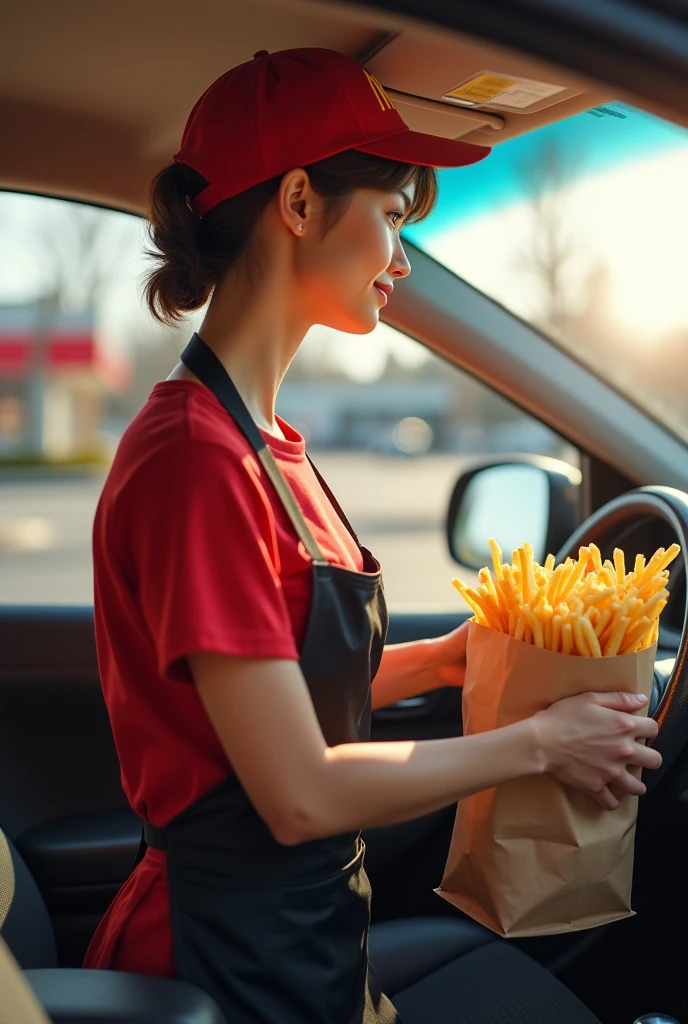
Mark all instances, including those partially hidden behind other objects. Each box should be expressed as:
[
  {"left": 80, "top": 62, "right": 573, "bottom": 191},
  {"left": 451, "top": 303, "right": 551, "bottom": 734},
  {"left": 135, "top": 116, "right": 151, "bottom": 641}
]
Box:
[
  {"left": 417, "top": 145, "right": 688, "bottom": 339},
  {"left": 407, "top": 100, "right": 687, "bottom": 231}
]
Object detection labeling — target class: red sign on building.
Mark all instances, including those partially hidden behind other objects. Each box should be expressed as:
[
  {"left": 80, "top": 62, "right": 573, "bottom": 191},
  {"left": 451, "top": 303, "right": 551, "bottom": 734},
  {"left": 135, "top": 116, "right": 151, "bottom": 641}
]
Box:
[{"left": 0, "top": 304, "right": 130, "bottom": 391}]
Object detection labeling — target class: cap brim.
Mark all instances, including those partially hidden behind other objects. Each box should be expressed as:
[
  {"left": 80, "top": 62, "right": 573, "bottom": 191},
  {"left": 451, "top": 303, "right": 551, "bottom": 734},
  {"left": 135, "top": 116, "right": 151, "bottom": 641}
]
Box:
[{"left": 354, "top": 128, "right": 490, "bottom": 168}]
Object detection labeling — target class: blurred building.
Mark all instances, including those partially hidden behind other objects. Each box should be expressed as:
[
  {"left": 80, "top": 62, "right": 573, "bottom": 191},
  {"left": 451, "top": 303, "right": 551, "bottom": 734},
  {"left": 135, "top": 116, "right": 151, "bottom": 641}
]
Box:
[
  {"left": 0, "top": 302, "right": 130, "bottom": 457},
  {"left": 276, "top": 379, "right": 454, "bottom": 452},
  {"left": 276, "top": 377, "right": 562, "bottom": 456}
]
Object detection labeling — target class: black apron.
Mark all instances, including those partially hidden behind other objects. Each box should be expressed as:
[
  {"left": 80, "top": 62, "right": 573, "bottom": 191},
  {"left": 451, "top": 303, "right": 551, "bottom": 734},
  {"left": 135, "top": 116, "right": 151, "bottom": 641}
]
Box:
[{"left": 134, "top": 333, "right": 402, "bottom": 1023}]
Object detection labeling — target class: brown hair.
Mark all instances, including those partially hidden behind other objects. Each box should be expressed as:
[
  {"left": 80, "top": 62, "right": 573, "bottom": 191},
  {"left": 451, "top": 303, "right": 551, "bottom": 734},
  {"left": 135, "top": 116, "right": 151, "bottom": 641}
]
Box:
[{"left": 143, "top": 150, "right": 438, "bottom": 326}]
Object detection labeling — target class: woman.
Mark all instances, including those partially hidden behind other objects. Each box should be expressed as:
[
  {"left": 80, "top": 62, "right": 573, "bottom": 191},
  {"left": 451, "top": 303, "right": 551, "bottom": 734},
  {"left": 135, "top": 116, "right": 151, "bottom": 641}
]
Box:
[{"left": 83, "top": 47, "right": 661, "bottom": 1023}]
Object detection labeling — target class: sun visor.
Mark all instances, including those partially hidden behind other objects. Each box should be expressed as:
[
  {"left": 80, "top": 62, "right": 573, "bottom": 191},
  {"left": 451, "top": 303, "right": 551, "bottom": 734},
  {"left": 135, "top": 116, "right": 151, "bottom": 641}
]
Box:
[{"left": 365, "top": 32, "right": 616, "bottom": 146}]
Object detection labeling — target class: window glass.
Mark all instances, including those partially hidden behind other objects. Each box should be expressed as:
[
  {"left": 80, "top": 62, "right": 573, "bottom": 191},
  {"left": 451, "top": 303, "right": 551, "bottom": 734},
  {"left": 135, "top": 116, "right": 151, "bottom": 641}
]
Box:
[
  {"left": 0, "top": 193, "right": 577, "bottom": 609},
  {"left": 280, "top": 324, "right": 577, "bottom": 611},
  {"left": 405, "top": 104, "right": 688, "bottom": 443}
]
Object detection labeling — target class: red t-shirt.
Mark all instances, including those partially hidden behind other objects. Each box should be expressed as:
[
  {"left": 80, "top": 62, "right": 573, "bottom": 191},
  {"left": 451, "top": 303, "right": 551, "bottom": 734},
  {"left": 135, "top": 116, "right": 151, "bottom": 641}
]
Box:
[{"left": 83, "top": 379, "right": 365, "bottom": 977}]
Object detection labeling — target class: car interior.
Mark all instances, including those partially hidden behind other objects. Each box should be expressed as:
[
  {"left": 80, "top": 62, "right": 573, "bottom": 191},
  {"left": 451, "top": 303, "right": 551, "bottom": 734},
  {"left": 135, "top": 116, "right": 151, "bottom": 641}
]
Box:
[{"left": 2, "top": 1, "right": 688, "bottom": 1023}]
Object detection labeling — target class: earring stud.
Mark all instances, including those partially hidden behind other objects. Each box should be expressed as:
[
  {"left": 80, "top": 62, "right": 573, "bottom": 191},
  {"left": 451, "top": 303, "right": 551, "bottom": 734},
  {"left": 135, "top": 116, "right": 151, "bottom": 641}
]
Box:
[{"left": 298, "top": 224, "right": 303, "bottom": 231}]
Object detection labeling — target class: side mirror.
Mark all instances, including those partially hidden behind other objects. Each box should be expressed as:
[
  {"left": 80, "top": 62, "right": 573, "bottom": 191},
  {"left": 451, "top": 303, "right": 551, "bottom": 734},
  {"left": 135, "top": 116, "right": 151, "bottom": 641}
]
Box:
[
  {"left": 633, "top": 1017, "right": 680, "bottom": 1023},
  {"left": 446, "top": 455, "right": 582, "bottom": 571}
]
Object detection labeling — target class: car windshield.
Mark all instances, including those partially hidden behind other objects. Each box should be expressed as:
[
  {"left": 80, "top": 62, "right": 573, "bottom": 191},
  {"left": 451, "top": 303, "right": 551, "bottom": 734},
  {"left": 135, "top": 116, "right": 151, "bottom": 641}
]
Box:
[{"left": 404, "top": 102, "right": 688, "bottom": 445}]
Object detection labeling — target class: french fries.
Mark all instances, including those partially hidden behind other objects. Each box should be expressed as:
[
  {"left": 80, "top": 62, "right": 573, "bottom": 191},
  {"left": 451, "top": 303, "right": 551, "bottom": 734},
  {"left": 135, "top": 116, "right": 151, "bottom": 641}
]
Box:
[{"left": 452, "top": 540, "right": 680, "bottom": 657}]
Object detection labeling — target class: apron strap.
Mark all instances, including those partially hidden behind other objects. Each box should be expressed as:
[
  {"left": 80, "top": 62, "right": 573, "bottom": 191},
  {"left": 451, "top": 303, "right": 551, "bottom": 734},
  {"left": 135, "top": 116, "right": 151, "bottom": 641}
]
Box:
[
  {"left": 180, "top": 333, "right": 327, "bottom": 567},
  {"left": 306, "top": 454, "right": 363, "bottom": 550}
]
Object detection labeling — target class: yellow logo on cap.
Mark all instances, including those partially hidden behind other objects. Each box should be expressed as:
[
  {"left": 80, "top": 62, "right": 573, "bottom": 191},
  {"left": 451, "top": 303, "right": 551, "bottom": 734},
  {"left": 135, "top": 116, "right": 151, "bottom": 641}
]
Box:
[{"left": 363, "top": 69, "right": 395, "bottom": 111}]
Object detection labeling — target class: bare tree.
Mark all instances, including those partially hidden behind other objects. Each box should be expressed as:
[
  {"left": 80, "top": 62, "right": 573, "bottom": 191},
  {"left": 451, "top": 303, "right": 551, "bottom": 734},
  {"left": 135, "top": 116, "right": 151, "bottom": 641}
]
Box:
[
  {"left": 36, "top": 202, "right": 138, "bottom": 309},
  {"left": 25, "top": 202, "right": 136, "bottom": 454},
  {"left": 513, "top": 139, "right": 584, "bottom": 338}
]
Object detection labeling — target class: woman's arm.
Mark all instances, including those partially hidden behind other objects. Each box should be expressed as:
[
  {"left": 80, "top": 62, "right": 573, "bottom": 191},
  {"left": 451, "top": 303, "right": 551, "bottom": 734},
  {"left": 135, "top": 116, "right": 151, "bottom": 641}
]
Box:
[
  {"left": 189, "top": 651, "right": 539, "bottom": 845},
  {"left": 372, "top": 623, "right": 468, "bottom": 709},
  {"left": 185, "top": 651, "right": 659, "bottom": 843}
]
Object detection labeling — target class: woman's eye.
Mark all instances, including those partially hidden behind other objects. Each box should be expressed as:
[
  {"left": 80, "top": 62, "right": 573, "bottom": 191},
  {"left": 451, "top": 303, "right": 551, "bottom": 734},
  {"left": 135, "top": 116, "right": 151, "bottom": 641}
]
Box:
[{"left": 388, "top": 210, "right": 404, "bottom": 226}]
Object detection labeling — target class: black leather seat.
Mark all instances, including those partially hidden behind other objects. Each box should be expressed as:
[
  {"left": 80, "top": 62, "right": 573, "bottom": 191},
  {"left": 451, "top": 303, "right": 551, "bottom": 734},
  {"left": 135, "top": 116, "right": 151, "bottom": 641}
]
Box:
[
  {"left": 23, "top": 968, "right": 226, "bottom": 1024},
  {"left": 0, "top": 828, "right": 226, "bottom": 1024},
  {"left": 2, "top": 825, "right": 603, "bottom": 1023}
]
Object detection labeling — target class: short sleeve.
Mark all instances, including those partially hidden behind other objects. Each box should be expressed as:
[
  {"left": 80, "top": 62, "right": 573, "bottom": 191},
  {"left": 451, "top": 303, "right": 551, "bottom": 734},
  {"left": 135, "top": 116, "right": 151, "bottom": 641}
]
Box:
[{"left": 123, "top": 440, "right": 300, "bottom": 682}]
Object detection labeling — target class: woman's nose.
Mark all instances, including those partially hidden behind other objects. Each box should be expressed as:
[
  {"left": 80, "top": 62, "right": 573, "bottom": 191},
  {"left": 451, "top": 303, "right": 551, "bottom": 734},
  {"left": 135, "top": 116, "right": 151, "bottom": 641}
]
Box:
[{"left": 390, "top": 244, "right": 411, "bottom": 279}]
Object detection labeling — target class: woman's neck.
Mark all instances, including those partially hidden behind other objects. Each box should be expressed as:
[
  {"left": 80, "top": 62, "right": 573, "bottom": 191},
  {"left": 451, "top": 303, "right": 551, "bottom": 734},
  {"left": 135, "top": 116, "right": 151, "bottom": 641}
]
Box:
[{"left": 184, "top": 257, "right": 311, "bottom": 435}]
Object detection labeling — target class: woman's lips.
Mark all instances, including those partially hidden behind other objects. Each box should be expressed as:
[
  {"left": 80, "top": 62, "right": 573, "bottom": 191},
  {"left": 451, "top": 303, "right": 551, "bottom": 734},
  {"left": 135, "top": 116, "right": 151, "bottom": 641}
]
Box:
[{"left": 373, "top": 284, "right": 388, "bottom": 304}]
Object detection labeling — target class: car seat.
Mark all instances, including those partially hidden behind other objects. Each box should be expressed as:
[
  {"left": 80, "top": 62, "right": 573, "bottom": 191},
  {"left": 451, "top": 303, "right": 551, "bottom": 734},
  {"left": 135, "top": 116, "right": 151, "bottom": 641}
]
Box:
[
  {"left": 0, "top": 827, "right": 226, "bottom": 1023},
  {"left": 1, "top": 823, "right": 605, "bottom": 1023}
]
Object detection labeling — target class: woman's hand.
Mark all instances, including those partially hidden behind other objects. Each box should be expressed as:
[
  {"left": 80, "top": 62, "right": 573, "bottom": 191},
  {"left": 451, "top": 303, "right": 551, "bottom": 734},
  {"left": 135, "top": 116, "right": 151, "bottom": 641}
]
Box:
[
  {"left": 530, "top": 690, "right": 662, "bottom": 810},
  {"left": 372, "top": 620, "right": 469, "bottom": 709},
  {"left": 426, "top": 620, "right": 469, "bottom": 688}
]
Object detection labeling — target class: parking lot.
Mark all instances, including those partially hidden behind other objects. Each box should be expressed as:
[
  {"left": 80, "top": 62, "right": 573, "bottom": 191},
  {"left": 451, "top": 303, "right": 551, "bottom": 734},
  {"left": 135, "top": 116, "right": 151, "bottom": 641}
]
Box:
[{"left": 0, "top": 452, "right": 477, "bottom": 611}]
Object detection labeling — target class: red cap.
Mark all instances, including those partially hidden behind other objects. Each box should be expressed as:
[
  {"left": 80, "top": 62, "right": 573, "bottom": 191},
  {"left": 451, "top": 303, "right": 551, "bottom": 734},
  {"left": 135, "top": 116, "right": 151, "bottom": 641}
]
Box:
[{"left": 173, "top": 47, "right": 491, "bottom": 218}]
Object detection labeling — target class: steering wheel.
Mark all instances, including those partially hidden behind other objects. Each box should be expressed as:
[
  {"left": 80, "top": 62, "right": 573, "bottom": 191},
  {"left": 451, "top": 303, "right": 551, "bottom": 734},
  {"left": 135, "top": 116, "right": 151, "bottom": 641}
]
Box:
[{"left": 554, "top": 486, "right": 688, "bottom": 795}]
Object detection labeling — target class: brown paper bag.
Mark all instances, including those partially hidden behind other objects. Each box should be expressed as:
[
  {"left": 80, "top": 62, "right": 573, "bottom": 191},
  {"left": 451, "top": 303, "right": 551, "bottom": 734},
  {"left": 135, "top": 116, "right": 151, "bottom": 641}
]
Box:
[{"left": 435, "top": 619, "right": 657, "bottom": 938}]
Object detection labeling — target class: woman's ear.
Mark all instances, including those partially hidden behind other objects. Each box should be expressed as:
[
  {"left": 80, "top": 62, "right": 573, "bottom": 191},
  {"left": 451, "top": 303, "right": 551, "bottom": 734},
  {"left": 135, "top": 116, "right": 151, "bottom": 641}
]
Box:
[{"left": 278, "top": 167, "right": 313, "bottom": 236}]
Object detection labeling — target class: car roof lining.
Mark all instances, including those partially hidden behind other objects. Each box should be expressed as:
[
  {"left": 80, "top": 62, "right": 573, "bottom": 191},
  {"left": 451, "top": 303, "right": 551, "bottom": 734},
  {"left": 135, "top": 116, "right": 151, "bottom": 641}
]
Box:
[{"left": 1, "top": 0, "right": 616, "bottom": 213}]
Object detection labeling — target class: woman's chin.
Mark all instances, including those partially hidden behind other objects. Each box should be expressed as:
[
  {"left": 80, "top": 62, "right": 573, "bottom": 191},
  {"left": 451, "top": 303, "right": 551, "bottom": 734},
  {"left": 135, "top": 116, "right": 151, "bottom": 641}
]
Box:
[
  {"left": 353, "top": 302, "right": 383, "bottom": 333},
  {"left": 319, "top": 309, "right": 379, "bottom": 335}
]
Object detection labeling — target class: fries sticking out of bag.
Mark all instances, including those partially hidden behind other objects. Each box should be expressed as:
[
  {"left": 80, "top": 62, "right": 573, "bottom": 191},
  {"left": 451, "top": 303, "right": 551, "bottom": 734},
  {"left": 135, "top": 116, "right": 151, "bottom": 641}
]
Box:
[
  {"left": 452, "top": 540, "right": 680, "bottom": 657},
  {"left": 440, "top": 544, "right": 670, "bottom": 936}
]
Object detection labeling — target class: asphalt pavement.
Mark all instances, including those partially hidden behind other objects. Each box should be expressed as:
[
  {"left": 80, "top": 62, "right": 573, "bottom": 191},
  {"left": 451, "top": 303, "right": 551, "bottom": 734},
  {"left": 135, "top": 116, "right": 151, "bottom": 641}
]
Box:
[{"left": 0, "top": 452, "right": 478, "bottom": 610}]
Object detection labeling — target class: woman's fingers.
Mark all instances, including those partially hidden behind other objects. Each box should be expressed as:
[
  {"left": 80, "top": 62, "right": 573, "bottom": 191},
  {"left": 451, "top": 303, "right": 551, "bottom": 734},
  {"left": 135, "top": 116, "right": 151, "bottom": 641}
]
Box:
[
  {"left": 614, "top": 768, "right": 647, "bottom": 797},
  {"left": 539, "top": 691, "right": 663, "bottom": 807},
  {"left": 629, "top": 715, "right": 660, "bottom": 741},
  {"left": 627, "top": 743, "right": 662, "bottom": 771},
  {"left": 586, "top": 742, "right": 660, "bottom": 810},
  {"left": 592, "top": 691, "right": 648, "bottom": 711},
  {"left": 592, "top": 785, "right": 620, "bottom": 811},
  {"left": 593, "top": 769, "right": 646, "bottom": 810}
]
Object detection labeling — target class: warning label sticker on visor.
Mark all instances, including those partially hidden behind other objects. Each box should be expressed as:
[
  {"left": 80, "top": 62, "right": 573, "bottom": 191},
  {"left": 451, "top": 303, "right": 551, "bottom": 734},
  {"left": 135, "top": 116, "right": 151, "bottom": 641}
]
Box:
[{"left": 443, "top": 71, "right": 566, "bottom": 110}]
